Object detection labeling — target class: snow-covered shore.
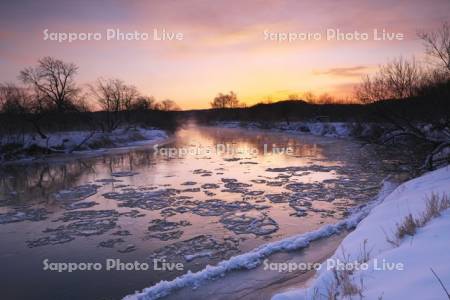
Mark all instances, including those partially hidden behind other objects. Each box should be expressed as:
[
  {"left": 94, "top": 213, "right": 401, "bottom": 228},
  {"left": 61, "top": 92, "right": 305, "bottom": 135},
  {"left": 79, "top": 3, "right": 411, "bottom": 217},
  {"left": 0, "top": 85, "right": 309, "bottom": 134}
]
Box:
[
  {"left": 0, "top": 127, "right": 169, "bottom": 163},
  {"left": 214, "top": 121, "right": 370, "bottom": 138},
  {"left": 273, "top": 165, "right": 450, "bottom": 300},
  {"left": 122, "top": 166, "right": 450, "bottom": 300}
]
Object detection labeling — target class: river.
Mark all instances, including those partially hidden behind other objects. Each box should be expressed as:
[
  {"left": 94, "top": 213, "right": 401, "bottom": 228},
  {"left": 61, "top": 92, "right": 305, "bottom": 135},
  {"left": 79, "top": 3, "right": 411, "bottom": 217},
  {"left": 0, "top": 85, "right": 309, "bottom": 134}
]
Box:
[{"left": 0, "top": 125, "right": 418, "bottom": 300}]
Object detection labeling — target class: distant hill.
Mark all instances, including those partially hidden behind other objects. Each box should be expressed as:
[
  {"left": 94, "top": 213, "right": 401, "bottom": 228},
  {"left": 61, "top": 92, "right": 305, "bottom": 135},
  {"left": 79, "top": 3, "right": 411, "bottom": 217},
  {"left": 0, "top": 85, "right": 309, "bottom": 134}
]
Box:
[{"left": 179, "top": 97, "right": 443, "bottom": 124}]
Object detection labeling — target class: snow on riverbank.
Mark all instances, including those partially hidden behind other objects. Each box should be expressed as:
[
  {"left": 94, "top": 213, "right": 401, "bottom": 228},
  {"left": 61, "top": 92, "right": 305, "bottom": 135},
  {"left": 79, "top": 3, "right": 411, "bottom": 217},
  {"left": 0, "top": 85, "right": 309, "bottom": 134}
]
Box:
[
  {"left": 123, "top": 179, "right": 398, "bottom": 300},
  {"left": 0, "top": 127, "right": 168, "bottom": 162},
  {"left": 214, "top": 121, "right": 367, "bottom": 138},
  {"left": 273, "top": 165, "right": 450, "bottom": 300}
]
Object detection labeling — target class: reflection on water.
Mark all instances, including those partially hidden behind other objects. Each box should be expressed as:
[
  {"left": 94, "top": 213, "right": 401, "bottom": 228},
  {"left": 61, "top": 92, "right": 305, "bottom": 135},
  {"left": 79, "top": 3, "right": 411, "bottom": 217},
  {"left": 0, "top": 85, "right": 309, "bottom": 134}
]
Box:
[{"left": 0, "top": 125, "right": 414, "bottom": 300}]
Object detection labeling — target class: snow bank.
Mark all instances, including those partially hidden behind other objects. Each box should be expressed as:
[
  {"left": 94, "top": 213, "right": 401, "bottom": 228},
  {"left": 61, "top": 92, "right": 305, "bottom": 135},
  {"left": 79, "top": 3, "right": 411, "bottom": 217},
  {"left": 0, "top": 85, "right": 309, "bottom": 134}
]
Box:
[
  {"left": 0, "top": 127, "right": 168, "bottom": 160},
  {"left": 273, "top": 165, "right": 450, "bottom": 300},
  {"left": 123, "top": 179, "right": 398, "bottom": 300},
  {"left": 214, "top": 121, "right": 368, "bottom": 138}
]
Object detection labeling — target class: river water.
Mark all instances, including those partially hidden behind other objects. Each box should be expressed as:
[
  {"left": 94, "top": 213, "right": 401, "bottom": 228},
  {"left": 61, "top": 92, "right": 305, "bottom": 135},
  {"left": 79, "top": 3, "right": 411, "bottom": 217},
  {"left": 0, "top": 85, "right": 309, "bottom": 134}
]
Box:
[{"left": 0, "top": 125, "right": 417, "bottom": 300}]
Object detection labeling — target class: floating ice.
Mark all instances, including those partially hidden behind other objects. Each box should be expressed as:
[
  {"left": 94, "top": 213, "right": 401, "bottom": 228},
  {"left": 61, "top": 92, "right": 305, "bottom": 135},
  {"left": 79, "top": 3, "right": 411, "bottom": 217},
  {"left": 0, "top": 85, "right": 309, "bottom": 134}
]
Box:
[
  {"left": 192, "top": 199, "right": 253, "bottom": 216},
  {"left": 251, "top": 179, "right": 266, "bottom": 184},
  {"left": 123, "top": 180, "right": 396, "bottom": 300},
  {"left": 148, "top": 219, "right": 191, "bottom": 232},
  {"left": 61, "top": 218, "right": 117, "bottom": 236},
  {"left": 55, "top": 210, "right": 119, "bottom": 222},
  {"left": 221, "top": 178, "right": 237, "bottom": 183},
  {"left": 200, "top": 183, "right": 220, "bottom": 189},
  {"left": 102, "top": 188, "right": 179, "bottom": 210},
  {"left": 192, "top": 169, "right": 212, "bottom": 176},
  {"left": 111, "top": 171, "right": 139, "bottom": 177},
  {"left": 99, "top": 238, "right": 125, "bottom": 248},
  {"left": 149, "top": 234, "right": 240, "bottom": 263},
  {"left": 220, "top": 211, "right": 279, "bottom": 236},
  {"left": 95, "top": 178, "right": 123, "bottom": 183},
  {"left": 27, "top": 232, "right": 74, "bottom": 247},
  {"left": 203, "top": 191, "right": 216, "bottom": 197},
  {"left": 148, "top": 230, "right": 184, "bottom": 241},
  {"left": 184, "top": 251, "right": 213, "bottom": 262},
  {"left": 240, "top": 161, "right": 258, "bottom": 165},
  {"left": 146, "top": 219, "right": 191, "bottom": 241},
  {"left": 245, "top": 190, "right": 265, "bottom": 196},
  {"left": 63, "top": 201, "right": 98, "bottom": 210},
  {"left": 118, "top": 244, "right": 137, "bottom": 253},
  {"left": 223, "top": 158, "right": 241, "bottom": 162},
  {"left": 120, "top": 210, "right": 146, "bottom": 218},
  {"left": 265, "top": 193, "right": 290, "bottom": 203},
  {"left": 113, "top": 230, "right": 132, "bottom": 236},
  {"left": 181, "top": 188, "right": 201, "bottom": 193},
  {"left": 266, "top": 165, "right": 337, "bottom": 173},
  {"left": 0, "top": 208, "right": 48, "bottom": 224},
  {"left": 27, "top": 210, "right": 119, "bottom": 247},
  {"left": 53, "top": 184, "right": 99, "bottom": 203},
  {"left": 160, "top": 207, "right": 191, "bottom": 217}
]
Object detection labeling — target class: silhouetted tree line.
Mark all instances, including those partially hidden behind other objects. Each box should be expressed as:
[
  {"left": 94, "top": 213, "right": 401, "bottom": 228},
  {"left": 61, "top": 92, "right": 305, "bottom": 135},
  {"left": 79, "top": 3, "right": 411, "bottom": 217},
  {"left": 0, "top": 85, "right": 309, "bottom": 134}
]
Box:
[
  {"left": 354, "top": 22, "right": 450, "bottom": 169},
  {"left": 0, "top": 57, "right": 180, "bottom": 140}
]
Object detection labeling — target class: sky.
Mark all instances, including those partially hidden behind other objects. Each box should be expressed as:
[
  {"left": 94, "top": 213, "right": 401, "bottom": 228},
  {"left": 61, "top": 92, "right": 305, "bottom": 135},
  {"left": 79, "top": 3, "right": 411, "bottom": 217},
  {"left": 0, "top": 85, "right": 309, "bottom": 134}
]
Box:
[{"left": 0, "top": 0, "right": 449, "bottom": 109}]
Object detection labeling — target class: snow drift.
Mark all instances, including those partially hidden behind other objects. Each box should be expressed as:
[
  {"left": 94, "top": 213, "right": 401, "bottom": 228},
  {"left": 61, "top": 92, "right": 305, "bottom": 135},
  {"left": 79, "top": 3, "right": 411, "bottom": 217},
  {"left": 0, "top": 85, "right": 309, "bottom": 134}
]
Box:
[{"left": 273, "top": 165, "right": 450, "bottom": 300}]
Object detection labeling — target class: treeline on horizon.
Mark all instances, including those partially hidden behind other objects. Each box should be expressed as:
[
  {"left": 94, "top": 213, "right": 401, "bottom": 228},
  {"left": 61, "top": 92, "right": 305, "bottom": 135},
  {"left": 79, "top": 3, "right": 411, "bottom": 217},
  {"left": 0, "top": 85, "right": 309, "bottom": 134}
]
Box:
[
  {"left": 199, "top": 22, "right": 449, "bottom": 124},
  {"left": 0, "top": 56, "right": 183, "bottom": 137}
]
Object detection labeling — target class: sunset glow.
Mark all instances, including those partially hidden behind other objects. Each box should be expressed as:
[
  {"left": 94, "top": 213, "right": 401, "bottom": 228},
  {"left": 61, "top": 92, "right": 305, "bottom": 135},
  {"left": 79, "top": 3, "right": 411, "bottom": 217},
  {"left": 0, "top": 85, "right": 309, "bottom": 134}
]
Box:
[{"left": 1, "top": 0, "right": 449, "bottom": 109}]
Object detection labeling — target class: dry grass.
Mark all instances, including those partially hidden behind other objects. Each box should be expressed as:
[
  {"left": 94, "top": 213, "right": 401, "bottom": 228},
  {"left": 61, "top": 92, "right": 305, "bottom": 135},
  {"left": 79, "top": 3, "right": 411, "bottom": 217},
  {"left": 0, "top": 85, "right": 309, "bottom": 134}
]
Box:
[
  {"left": 396, "top": 213, "right": 418, "bottom": 239},
  {"left": 419, "top": 193, "right": 450, "bottom": 226},
  {"left": 386, "top": 193, "right": 450, "bottom": 247},
  {"left": 313, "top": 241, "right": 369, "bottom": 299},
  {"left": 358, "top": 239, "right": 371, "bottom": 264},
  {"left": 311, "top": 194, "right": 450, "bottom": 299},
  {"left": 333, "top": 268, "right": 363, "bottom": 298}
]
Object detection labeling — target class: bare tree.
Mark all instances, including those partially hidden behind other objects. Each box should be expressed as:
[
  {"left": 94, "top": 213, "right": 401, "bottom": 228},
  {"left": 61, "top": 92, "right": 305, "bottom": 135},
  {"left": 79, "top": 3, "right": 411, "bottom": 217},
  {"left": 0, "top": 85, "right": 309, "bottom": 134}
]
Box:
[
  {"left": 288, "top": 93, "right": 300, "bottom": 100},
  {"left": 131, "top": 96, "right": 156, "bottom": 110},
  {"left": 120, "top": 84, "right": 139, "bottom": 111},
  {"left": 316, "top": 93, "right": 335, "bottom": 104},
  {"left": 0, "top": 83, "right": 30, "bottom": 114},
  {"left": 354, "top": 54, "right": 450, "bottom": 169},
  {"left": 418, "top": 22, "right": 450, "bottom": 72},
  {"left": 160, "top": 99, "right": 180, "bottom": 111},
  {"left": 302, "top": 91, "right": 317, "bottom": 103},
  {"left": 89, "top": 78, "right": 139, "bottom": 131},
  {"left": 355, "top": 57, "right": 422, "bottom": 103},
  {"left": 210, "top": 91, "right": 239, "bottom": 108},
  {"left": 19, "top": 57, "right": 80, "bottom": 112},
  {"left": 382, "top": 57, "right": 423, "bottom": 99},
  {"left": 0, "top": 83, "right": 49, "bottom": 139}
]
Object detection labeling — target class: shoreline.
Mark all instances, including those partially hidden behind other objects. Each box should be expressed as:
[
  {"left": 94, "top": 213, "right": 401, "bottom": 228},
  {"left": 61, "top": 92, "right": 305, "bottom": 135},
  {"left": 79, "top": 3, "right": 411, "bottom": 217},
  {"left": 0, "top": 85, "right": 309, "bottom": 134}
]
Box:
[
  {"left": 0, "top": 128, "right": 173, "bottom": 166},
  {"left": 273, "top": 165, "right": 450, "bottom": 300},
  {"left": 162, "top": 231, "right": 348, "bottom": 300}
]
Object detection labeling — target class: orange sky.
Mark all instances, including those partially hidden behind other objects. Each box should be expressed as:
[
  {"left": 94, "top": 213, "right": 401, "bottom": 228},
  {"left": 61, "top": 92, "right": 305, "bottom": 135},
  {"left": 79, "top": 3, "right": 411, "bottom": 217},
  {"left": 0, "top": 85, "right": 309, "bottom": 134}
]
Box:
[{"left": 1, "top": 0, "right": 449, "bottom": 109}]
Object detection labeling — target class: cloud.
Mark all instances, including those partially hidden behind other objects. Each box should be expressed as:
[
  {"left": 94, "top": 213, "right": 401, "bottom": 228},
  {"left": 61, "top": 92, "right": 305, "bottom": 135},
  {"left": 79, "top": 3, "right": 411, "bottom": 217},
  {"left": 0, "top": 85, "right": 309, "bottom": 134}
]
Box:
[{"left": 314, "top": 66, "right": 370, "bottom": 78}]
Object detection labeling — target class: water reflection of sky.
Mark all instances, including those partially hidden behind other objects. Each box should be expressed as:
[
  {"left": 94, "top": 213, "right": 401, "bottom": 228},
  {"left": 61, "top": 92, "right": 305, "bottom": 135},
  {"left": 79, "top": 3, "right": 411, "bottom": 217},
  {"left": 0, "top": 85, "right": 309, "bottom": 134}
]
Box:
[{"left": 0, "top": 125, "right": 411, "bottom": 300}]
